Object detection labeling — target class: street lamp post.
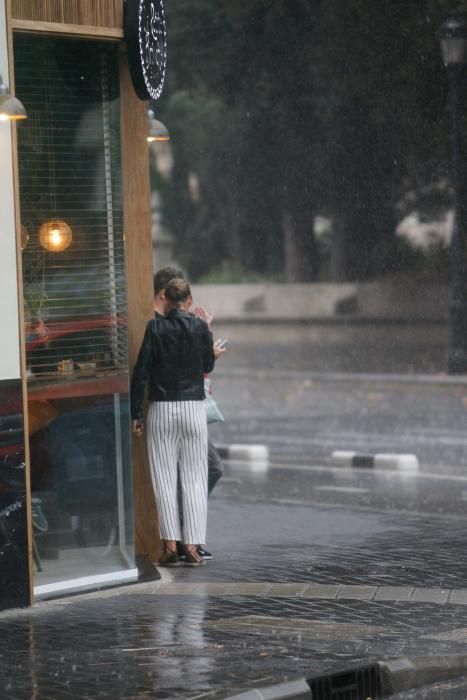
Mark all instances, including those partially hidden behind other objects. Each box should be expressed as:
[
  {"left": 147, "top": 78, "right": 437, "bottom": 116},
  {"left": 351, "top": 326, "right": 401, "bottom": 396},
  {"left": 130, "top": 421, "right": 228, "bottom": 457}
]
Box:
[{"left": 440, "top": 14, "right": 467, "bottom": 373}]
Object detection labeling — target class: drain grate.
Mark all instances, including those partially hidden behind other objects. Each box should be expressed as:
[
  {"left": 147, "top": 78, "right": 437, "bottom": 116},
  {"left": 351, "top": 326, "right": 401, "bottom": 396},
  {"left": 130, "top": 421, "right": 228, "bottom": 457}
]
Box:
[{"left": 308, "top": 663, "right": 382, "bottom": 699}]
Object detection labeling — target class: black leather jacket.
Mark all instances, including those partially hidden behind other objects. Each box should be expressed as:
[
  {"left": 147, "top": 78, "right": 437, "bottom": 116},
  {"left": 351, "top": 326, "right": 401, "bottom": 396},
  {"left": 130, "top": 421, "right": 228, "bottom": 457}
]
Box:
[{"left": 130, "top": 308, "right": 215, "bottom": 419}]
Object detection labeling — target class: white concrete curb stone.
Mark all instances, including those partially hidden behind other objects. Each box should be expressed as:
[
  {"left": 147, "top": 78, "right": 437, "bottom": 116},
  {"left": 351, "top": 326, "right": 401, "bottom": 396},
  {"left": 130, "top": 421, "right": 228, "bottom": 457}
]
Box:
[
  {"left": 331, "top": 450, "right": 357, "bottom": 466},
  {"left": 225, "top": 678, "right": 311, "bottom": 699},
  {"left": 228, "top": 444, "right": 269, "bottom": 470},
  {"left": 374, "top": 453, "right": 419, "bottom": 471},
  {"left": 331, "top": 451, "right": 419, "bottom": 471}
]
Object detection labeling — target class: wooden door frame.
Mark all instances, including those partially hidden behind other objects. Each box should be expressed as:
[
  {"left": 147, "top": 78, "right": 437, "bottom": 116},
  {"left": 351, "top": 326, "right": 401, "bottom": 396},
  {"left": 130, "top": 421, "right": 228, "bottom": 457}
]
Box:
[{"left": 120, "top": 46, "right": 162, "bottom": 564}]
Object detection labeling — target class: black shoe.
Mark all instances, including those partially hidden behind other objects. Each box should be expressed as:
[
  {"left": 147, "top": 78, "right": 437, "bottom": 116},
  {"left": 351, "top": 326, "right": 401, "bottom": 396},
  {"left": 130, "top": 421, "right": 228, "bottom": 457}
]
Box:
[
  {"left": 176, "top": 541, "right": 186, "bottom": 559},
  {"left": 197, "top": 546, "right": 212, "bottom": 559},
  {"left": 158, "top": 550, "right": 182, "bottom": 567},
  {"left": 184, "top": 550, "right": 206, "bottom": 567}
]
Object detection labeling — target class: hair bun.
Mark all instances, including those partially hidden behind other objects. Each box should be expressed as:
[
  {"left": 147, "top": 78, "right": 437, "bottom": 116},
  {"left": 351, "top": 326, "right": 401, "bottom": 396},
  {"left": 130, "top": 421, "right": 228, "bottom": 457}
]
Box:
[{"left": 165, "top": 279, "right": 191, "bottom": 304}]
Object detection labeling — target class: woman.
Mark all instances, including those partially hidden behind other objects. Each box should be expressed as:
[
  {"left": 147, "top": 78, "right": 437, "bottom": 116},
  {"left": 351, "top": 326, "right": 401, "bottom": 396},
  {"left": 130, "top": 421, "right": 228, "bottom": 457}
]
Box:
[{"left": 131, "top": 279, "right": 215, "bottom": 566}]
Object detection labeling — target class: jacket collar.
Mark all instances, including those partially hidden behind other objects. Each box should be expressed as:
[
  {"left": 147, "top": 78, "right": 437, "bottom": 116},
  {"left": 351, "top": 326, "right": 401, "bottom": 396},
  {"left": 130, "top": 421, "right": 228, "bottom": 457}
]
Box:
[{"left": 166, "top": 308, "right": 191, "bottom": 319}]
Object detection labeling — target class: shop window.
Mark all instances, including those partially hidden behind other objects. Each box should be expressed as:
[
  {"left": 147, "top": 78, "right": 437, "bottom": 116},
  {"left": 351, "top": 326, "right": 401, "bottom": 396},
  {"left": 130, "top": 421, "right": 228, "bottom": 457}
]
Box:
[{"left": 15, "top": 35, "right": 135, "bottom": 595}]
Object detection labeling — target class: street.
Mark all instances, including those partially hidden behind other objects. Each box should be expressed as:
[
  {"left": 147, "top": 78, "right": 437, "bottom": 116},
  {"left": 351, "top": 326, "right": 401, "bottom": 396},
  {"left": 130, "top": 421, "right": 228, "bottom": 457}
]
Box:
[
  {"left": 211, "top": 321, "right": 451, "bottom": 375},
  {"left": 4, "top": 1, "right": 467, "bottom": 698},
  {"left": 4, "top": 326, "right": 467, "bottom": 699}
]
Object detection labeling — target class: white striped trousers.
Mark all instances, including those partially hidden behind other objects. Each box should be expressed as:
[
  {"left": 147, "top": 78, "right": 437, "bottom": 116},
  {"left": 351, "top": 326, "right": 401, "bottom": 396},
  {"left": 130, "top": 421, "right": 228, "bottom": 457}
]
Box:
[{"left": 146, "top": 401, "right": 208, "bottom": 544}]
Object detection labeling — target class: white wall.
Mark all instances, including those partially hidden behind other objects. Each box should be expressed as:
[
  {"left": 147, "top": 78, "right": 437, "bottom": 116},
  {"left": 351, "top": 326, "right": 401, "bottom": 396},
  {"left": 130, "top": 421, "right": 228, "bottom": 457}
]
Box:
[{"left": 0, "top": 0, "right": 21, "bottom": 380}]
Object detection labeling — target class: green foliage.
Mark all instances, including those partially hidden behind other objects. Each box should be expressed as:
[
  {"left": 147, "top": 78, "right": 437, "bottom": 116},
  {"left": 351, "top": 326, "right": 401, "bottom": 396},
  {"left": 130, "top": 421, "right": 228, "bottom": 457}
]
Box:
[
  {"left": 379, "top": 236, "right": 451, "bottom": 283},
  {"left": 198, "top": 260, "right": 285, "bottom": 284},
  {"left": 155, "top": 0, "right": 459, "bottom": 282}
]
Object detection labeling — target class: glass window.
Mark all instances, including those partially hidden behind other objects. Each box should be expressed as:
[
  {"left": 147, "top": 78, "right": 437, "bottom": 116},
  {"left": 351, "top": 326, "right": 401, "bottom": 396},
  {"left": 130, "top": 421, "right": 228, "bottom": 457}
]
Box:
[{"left": 15, "top": 34, "right": 135, "bottom": 594}]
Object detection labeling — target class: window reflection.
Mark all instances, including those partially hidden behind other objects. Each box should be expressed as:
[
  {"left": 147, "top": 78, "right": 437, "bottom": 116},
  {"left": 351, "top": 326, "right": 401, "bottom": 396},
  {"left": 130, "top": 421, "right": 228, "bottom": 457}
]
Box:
[{"left": 15, "top": 35, "right": 134, "bottom": 591}]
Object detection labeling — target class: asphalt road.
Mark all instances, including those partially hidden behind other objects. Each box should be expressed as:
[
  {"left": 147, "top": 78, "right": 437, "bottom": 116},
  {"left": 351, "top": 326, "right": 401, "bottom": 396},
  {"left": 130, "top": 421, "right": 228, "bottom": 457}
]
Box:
[
  {"left": 213, "top": 321, "right": 450, "bottom": 374},
  {"left": 210, "top": 367, "right": 467, "bottom": 470},
  {"left": 202, "top": 328, "right": 467, "bottom": 697},
  {"left": 4, "top": 325, "right": 467, "bottom": 700}
]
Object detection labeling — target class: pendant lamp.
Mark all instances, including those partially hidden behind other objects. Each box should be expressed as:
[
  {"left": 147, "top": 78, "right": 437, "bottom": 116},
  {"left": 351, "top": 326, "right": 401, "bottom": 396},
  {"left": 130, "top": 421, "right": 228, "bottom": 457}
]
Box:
[
  {"left": 38, "top": 47, "right": 73, "bottom": 253},
  {"left": 147, "top": 106, "right": 170, "bottom": 142},
  {"left": 39, "top": 220, "right": 72, "bottom": 252},
  {"left": 0, "top": 75, "right": 27, "bottom": 121}
]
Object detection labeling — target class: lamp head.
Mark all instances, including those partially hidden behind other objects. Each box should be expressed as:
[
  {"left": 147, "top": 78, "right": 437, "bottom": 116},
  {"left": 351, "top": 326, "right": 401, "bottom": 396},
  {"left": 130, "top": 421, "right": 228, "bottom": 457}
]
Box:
[
  {"left": 0, "top": 76, "right": 27, "bottom": 121},
  {"left": 147, "top": 106, "right": 170, "bottom": 142},
  {"left": 39, "top": 220, "right": 73, "bottom": 252}
]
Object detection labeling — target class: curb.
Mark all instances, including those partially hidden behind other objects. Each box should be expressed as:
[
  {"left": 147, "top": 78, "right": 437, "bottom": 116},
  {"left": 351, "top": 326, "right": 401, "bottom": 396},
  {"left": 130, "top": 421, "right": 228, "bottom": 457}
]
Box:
[
  {"left": 331, "top": 451, "right": 419, "bottom": 471},
  {"left": 214, "top": 367, "right": 467, "bottom": 388},
  {"left": 379, "top": 655, "right": 467, "bottom": 695},
  {"left": 224, "top": 655, "right": 467, "bottom": 699},
  {"left": 217, "top": 444, "right": 269, "bottom": 467},
  {"left": 224, "top": 678, "right": 311, "bottom": 699}
]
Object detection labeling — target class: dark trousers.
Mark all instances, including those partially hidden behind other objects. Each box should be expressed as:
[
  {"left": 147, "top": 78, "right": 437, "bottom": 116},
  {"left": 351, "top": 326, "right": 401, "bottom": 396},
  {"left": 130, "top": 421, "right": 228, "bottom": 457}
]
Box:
[{"left": 207, "top": 438, "right": 223, "bottom": 495}]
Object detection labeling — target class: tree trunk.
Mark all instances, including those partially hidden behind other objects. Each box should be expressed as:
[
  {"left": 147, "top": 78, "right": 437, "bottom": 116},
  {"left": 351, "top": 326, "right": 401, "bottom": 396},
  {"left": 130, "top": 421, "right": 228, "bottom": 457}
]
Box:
[
  {"left": 329, "top": 216, "right": 348, "bottom": 282},
  {"left": 223, "top": 196, "right": 243, "bottom": 264},
  {"left": 282, "top": 209, "right": 319, "bottom": 282}
]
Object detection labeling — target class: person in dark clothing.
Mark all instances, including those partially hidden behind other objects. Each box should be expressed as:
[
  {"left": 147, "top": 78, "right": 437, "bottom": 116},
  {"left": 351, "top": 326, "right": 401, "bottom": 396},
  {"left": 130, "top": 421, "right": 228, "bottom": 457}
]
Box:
[
  {"left": 153, "top": 267, "right": 225, "bottom": 559},
  {"left": 131, "top": 279, "right": 215, "bottom": 567},
  {"left": 153, "top": 267, "right": 185, "bottom": 318},
  {"left": 207, "top": 441, "right": 223, "bottom": 495}
]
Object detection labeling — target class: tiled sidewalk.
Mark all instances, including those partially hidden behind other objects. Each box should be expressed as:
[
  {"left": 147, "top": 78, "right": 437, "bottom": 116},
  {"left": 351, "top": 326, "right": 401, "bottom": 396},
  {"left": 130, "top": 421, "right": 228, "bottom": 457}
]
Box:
[
  {"left": 156, "top": 580, "right": 467, "bottom": 605},
  {"left": 4, "top": 585, "right": 467, "bottom": 699},
  {"left": 3, "top": 500, "right": 467, "bottom": 699}
]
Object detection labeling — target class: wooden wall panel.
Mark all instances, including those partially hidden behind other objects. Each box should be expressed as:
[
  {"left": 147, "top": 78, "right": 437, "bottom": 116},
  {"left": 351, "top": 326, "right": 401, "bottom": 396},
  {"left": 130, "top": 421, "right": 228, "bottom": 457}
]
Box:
[
  {"left": 11, "top": 0, "right": 123, "bottom": 33},
  {"left": 119, "top": 49, "right": 162, "bottom": 563}
]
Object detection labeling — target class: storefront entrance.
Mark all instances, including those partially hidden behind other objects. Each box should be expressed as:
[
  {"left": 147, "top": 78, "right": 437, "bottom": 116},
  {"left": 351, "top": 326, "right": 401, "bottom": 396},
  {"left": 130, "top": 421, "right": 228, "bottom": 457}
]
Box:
[{"left": 15, "top": 33, "right": 136, "bottom": 596}]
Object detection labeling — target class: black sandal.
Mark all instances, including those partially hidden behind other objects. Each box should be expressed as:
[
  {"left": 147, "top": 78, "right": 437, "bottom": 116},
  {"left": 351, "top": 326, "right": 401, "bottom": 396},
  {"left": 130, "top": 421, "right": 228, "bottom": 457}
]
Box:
[
  {"left": 158, "top": 549, "right": 182, "bottom": 567},
  {"left": 184, "top": 547, "right": 206, "bottom": 567}
]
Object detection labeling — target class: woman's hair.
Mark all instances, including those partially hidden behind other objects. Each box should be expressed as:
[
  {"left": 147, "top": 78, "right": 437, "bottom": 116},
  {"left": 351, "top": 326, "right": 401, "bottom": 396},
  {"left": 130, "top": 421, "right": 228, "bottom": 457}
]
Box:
[{"left": 164, "top": 278, "right": 191, "bottom": 305}]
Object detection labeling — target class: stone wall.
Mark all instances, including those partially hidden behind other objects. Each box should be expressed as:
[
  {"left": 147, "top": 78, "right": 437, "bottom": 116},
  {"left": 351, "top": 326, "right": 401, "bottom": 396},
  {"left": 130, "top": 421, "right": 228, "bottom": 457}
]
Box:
[{"left": 190, "top": 283, "right": 450, "bottom": 323}]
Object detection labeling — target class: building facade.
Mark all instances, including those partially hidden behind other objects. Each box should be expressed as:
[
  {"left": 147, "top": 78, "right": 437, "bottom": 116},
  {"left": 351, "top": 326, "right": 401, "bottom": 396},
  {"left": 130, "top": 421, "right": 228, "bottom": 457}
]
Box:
[{"left": 0, "top": 0, "right": 161, "bottom": 610}]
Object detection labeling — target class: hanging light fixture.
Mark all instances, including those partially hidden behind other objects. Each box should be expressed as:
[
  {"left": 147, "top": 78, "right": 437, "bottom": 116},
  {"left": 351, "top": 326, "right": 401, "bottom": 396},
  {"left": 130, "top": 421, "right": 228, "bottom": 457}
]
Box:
[
  {"left": 39, "top": 220, "right": 72, "bottom": 252},
  {"left": 147, "top": 106, "right": 170, "bottom": 142},
  {"left": 39, "top": 45, "right": 72, "bottom": 253},
  {"left": 0, "top": 75, "right": 27, "bottom": 121}
]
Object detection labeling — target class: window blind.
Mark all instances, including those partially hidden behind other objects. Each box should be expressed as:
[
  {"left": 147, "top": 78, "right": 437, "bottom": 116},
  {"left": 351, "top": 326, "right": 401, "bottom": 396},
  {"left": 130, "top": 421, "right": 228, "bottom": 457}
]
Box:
[{"left": 15, "top": 36, "right": 129, "bottom": 376}]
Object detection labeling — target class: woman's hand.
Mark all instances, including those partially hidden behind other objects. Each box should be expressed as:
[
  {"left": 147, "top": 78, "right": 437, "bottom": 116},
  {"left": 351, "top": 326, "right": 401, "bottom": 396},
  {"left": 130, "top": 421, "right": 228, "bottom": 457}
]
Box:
[
  {"left": 214, "top": 338, "right": 227, "bottom": 360},
  {"left": 132, "top": 418, "right": 144, "bottom": 436},
  {"left": 193, "top": 306, "right": 213, "bottom": 327}
]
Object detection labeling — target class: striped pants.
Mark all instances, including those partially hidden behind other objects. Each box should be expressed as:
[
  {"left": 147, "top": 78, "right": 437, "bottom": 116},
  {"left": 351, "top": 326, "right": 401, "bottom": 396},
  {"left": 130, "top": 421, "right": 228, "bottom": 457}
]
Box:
[{"left": 146, "top": 401, "right": 208, "bottom": 544}]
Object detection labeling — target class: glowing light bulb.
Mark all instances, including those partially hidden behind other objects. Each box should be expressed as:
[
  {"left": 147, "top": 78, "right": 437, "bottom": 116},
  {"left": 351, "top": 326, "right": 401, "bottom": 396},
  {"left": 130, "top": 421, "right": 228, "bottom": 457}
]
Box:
[
  {"left": 0, "top": 114, "right": 8, "bottom": 121},
  {"left": 39, "top": 220, "right": 73, "bottom": 252}
]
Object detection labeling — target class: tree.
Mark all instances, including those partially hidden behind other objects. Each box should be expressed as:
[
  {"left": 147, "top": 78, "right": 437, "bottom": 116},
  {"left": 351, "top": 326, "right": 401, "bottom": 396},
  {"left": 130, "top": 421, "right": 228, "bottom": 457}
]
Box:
[{"left": 156, "top": 0, "right": 457, "bottom": 282}]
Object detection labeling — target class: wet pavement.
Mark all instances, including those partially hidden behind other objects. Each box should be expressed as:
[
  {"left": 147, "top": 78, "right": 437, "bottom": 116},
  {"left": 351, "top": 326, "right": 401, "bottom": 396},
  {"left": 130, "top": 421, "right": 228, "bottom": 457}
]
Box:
[
  {"left": 210, "top": 367, "right": 467, "bottom": 467},
  {"left": 392, "top": 675, "right": 467, "bottom": 699},
  {"left": 4, "top": 337, "right": 467, "bottom": 699},
  {"left": 5, "top": 489, "right": 467, "bottom": 699},
  {"left": 213, "top": 321, "right": 450, "bottom": 375}
]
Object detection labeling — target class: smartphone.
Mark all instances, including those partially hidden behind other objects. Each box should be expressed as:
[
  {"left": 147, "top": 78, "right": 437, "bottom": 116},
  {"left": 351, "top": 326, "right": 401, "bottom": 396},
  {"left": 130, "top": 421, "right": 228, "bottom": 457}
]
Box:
[{"left": 217, "top": 339, "right": 228, "bottom": 349}]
